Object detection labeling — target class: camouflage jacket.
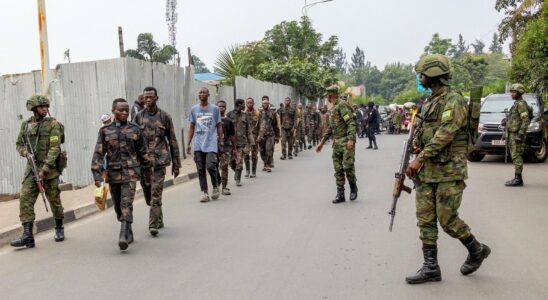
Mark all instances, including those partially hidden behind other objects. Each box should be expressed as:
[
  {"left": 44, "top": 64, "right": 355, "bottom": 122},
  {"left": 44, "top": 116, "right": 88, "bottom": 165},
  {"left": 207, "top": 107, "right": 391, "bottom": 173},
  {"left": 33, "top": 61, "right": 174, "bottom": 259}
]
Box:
[
  {"left": 278, "top": 106, "right": 297, "bottom": 130},
  {"left": 246, "top": 109, "right": 260, "bottom": 138},
  {"left": 228, "top": 110, "right": 255, "bottom": 148},
  {"left": 134, "top": 107, "right": 181, "bottom": 169},
  {"left": 414, "top": 86, "right": 468, "bottom": 183},
  {"left": 91, "top": 121, "right": 151, "bottom": 183},
  {"left": 257, "top": 110, "right": 280, "bottom": 140},
  {"left": 16, "top": 116, "right": 62, "bottom": 180},
  {"left": 321, "top": 99, "right": 356, "bottom": 147},
  {"left": 507, "top": 98, "right": 530, "bottom": 136}
]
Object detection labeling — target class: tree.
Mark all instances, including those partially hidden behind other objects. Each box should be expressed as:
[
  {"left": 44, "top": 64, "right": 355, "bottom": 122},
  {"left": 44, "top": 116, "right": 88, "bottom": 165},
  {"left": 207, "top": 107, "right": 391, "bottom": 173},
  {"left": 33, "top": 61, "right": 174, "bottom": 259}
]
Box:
[
  {"left": 333, "top": 48, "right": 347, "bottom": 75},
  {"left": 496, "top": 0, "right": 544, "bottom": 52},
  {"left": 191, "top": 55, "right": 210, "bottom": 73},
  {"left": 489, "top": 33, "right": 503, "bottom": 53},
  {"left": 424, "top": 33, "right": 455, "bottom": 55},
  {"left": 125, "top": 33, "right": 177, "bottom": 64},
  {"left": 379, "top": 63, "right": 415, "bottom": 101},
  {"left": 345, "top": 62, "right": 382, "bottom": 95},
  {"left": 350, "top": 46, "right": 365, "bottom": 69},
  {"left": 452, "top": 34, "right": 469, "bottom": 58},
  {"left": 471, "top": 39, "right": 486, "bottom": 54}
]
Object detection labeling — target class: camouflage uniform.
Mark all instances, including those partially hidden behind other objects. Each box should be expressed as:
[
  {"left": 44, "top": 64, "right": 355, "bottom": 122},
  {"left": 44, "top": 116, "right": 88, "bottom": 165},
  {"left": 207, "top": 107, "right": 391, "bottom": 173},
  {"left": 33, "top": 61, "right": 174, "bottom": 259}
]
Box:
[
  {"left": 257, "top": 109, "right": 280, "bottom": 168},
  {"left": 507, "top": 97, "right": 530, "bottom": 175},
  {"left": 295, "top": 108, "right": 306, "bottom": 152},
  {"left": 218, "top": 116, "right": 235, "bottom": 189},
  {"left": 413, "top": 86, "right": 472, "bottom": 246},
  {"left": 320, "top": 110, "right": 330, "bottom": 139},
  {"left": 134, "top": 108, "right": 181, "bottom": 230},
  {"left": 91, "top": 120, "right": 151, "bottom": 223},
  {"left": 245, "top": 110, "right": 260, "bottom": 175},
  {"left": 321, "top": 99, "right": 357, "bottom": 187},
  {"left": 313, "top": 109, "right": 321, "bottom": 145},
  {"left": 16, "top": 117, "right": 64, "bottom": 223},
  {"left": 278, "top": 105, "right": 297, "bottom": 158},
  {"left": 228, "top": 109, "right": 254, "bottom": 171},
  {"left": 392, "top": 112, "right": 402, "bottom": 134}
]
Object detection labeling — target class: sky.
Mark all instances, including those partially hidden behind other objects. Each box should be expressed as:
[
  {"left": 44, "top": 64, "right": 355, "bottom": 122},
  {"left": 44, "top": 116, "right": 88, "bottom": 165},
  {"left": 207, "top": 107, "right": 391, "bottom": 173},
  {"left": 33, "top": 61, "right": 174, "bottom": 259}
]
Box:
[{"left": 0, "top": 0, "right": 507, "bottom": 75}]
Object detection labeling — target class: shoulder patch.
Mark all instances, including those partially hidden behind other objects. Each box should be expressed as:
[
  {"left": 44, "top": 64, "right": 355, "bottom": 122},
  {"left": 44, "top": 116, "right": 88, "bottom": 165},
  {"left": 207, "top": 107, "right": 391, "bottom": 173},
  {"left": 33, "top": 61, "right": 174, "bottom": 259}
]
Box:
[
  {"left": 50, "top": 135, "right": 60, "bottom": 145},
  {"left": 520, "top": 112, "right": 529, "bottom": 118},
  {"left": 441, "top": 110, "right": 453, "bottom": 122}
]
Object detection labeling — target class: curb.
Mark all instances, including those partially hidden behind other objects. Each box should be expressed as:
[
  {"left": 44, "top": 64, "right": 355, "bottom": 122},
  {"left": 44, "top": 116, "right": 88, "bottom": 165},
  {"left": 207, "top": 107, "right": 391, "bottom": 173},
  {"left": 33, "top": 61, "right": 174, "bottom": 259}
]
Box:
[{"left": 0, "top": 171, "right": 198, "bottom": 248}]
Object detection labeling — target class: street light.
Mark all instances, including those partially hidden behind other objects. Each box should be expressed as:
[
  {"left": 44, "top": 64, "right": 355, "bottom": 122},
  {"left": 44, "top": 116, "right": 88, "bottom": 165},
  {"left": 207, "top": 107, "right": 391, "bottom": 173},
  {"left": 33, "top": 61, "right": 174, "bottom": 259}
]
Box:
[{"left": 302, "top": 0, "right": 334, "bottom": 16}]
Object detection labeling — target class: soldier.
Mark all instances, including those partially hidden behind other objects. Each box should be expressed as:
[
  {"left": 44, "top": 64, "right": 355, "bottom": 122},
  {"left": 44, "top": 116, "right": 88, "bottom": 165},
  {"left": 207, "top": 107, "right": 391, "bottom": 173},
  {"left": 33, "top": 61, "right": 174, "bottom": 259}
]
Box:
[
  {"left": 365, "top": 101, "right": 379, "bottom": 150},
  {"left": 316, "top": 86, "right": 358, "bottom": 204},
  {"left": 91, "top": 98, "right": 151, "bottom": 251},
  {"left": 244, "top": 98, "right": 260, "bottom": 178},
  {"left": 216, "top": 100, "right": 235, "bottom": 195},
  {"left": 405, "top": 54, "right": 490, "bottom": 284},
  {"left": 393, "top": 108, "right": 402, "bottom": 134},
  {"left": 134, "top": 86, "right": 181, "bottom": 236},
  {"left": 306, "top": 105, "right": 314, "bottom": 149},
  {"left": 228, "top": 99, "right": 254, "bottom": 186},
  {"left": 257, "top": 96, "right": 280, "bottom": 172},
  {"left": 12, "top": 95, "right": 66, "bottom": 248},
  {"left": 504, "top": 83, "right": 530, "bottom": 187},
  {"left": 319, "top": 105, "right": 330, "bottom": 139},
  {"left": 278, "top": 97, "right": 298, "bottom": 160},
  {"left": 312, "top": 106, "right": 321, "bottom": 146}
]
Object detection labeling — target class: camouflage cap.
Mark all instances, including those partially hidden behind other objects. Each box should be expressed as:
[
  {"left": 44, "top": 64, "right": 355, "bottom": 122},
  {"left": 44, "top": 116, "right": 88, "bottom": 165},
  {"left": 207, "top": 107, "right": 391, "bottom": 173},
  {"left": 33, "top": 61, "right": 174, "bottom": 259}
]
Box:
[
  {"left": 510, "top": 83, "right": 526, "bottom": 94},
  {"left": 26, "top": 94, "right": 50, "bottom": 111},
  {"left": 325, "top": 85, "right": 340, "bottom": 95}
]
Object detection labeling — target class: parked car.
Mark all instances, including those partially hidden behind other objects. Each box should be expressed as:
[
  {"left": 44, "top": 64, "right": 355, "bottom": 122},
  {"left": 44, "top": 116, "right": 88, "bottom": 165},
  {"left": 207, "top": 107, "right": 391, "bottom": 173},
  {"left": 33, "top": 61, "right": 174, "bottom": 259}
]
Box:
[{"left": 468, "top": 93, "right": 548, "bottom": 163}]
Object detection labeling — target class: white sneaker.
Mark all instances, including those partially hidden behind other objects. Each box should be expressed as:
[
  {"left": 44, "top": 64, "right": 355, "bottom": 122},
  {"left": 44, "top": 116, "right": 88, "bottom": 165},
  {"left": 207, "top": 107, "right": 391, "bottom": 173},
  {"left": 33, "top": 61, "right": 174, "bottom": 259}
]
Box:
[
  {"left": 200, "top": 193, "right": 210, "bottom": 203},
  {"left": 211, "top": 187, "right": 220, "bottom": 200},
  {"left": 222, "top": 188, "right": 231, "bottom": 195}
]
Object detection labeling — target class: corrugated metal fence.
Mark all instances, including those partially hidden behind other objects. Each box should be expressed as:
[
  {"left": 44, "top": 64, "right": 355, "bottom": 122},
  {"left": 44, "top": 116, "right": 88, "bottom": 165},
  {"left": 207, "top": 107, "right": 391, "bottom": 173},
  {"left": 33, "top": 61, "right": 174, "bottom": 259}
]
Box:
[{"left": 0, "top": 58, "right": 298, "bottom": 194}]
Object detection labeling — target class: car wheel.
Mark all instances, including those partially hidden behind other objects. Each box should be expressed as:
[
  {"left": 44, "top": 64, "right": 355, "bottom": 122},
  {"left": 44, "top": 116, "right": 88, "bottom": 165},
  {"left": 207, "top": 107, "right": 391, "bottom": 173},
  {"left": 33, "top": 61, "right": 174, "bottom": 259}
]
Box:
[
  {"left": 467, "top": 151, "right": 485, "bottom": 162},
  {"left": 527, "top": 139, "right": 548, "bottom": 163}
]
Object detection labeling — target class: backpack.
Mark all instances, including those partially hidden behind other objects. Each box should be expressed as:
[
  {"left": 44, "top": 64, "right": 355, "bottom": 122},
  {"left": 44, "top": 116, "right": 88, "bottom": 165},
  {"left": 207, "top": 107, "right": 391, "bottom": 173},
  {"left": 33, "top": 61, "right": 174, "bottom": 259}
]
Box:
[
  {"left": 54, "top": 119, "right": 68, "bottom": 173},
  {"left": 467, "top": 87, "right": 482, "bottom": 153}
]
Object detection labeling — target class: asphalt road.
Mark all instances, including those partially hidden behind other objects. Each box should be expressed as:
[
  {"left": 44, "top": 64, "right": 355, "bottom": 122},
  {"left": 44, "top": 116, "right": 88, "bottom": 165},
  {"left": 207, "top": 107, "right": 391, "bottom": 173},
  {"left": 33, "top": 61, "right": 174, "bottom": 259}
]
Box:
[{"left": 1, "top": 135, "right": 547, "bottom": 300}]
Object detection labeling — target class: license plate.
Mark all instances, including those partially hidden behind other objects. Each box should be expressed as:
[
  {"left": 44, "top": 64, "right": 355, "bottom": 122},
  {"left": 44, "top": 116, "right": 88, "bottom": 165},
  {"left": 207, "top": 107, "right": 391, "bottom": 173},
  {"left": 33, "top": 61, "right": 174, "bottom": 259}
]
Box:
[{"left": 491, "top": 140, "right": 505, "bottom": 146}]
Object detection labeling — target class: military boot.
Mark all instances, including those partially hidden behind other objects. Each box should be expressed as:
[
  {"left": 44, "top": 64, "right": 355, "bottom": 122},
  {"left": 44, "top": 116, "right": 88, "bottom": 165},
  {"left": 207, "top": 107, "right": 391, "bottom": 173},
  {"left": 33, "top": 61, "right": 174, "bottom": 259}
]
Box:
[
  {"left": 460, "top": 235, "right": 491, "bottom": 275},
  {"left": 250, "top": 163, "right": 257, "bottom": 178},
  {"left": 373, "top": 141, "right": 378, "bottom": 150},
  {"left": 10, "top": 222, "right": 35, "bottom": 248},
  {"left": 505, "top": 173, "right": 523, "bottom": 187},
  {"left": 119, "top": 221, "right": 129, "bottom": 251},
  {"left": 244, "top": 160, "right": 251, "bottom": 178},
  {"left": 333, "top": 186, "right": 346, "bottom": 204},
  {"left": 406, "top": 247, "right": 442, "bottom": 284},
  {"left": 54, "top": 219, "right": 65, "bottom": 242},
  {"left": 128, "top": 223, "right": 134, "bottom": 244},
  {"left": 349, "top": 182, "right": 358, "bottom": 201},
  {"left": 366, "top": 140, "right": 373, "bottom": 149},
  {"left": 235, "top": 170, "right": 242, "bottom": 186},
  {"left": 280, "top": 150, "right": 286, "bottom": 160}
]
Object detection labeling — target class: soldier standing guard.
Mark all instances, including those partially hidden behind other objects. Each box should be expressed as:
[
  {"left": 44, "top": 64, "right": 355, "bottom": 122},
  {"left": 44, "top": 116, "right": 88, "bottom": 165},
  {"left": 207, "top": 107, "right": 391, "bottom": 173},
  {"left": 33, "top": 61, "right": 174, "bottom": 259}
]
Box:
[
  {"left": 316, "top": 86, "right": 358, "bottom": 204},
  {"left": 257, "top": 96, "right": 280, "bottom": 172},
  {"left": 91, "top": 98, "right": 151, "bottom": 251},
  {"left": 504, "top": 83, "right": 530, "bottom": 187},
  {"left": 12, "top": 95, "right": 66, "bottom": 248},
  {"left": 134, "top": 86, "right": 181, "bottom": 236},
  {"left": 405, "top": 54, "right": 490, "bottom": 284}
]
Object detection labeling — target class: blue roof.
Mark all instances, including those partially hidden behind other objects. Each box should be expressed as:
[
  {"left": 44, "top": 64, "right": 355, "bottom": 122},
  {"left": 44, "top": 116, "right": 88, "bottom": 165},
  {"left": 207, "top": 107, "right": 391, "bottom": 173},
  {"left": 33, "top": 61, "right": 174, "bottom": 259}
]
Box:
[{"left": 194, "top": 73, "right": 225, "bottom": 82}]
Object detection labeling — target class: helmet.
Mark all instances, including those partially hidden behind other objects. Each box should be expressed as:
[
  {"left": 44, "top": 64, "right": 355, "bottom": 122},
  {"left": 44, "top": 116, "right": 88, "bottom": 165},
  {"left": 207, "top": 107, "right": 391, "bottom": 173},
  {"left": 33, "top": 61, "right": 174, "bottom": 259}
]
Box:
[
  {"left": 26, "top": 94, "right": 50, "bottom": 111},
  {"left": 510, "top": 83, "right": 526, "bottom": 94},
  {"left": 415, "top": 54, "right": 451, "bottom": 78},
  {"left": 325, "top": 85, "right": 340, "bottom": 95}
]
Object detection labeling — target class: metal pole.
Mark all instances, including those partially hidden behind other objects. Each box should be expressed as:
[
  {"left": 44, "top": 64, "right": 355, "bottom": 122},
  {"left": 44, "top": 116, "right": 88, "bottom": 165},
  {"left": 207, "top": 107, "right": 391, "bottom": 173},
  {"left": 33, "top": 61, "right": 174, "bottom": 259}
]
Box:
[
  {"left": 37, "top": 0, "right": 50, "bottom": 93},
  {"left": 118, "top": 26, "right": 125, "bottom": 57}
]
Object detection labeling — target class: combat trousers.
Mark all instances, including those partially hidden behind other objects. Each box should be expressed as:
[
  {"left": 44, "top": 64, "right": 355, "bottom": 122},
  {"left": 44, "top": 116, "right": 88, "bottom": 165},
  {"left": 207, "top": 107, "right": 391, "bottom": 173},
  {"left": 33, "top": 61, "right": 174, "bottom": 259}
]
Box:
[
  {"left": 141, "top": 167, "right": 166, "bottom": 229},
  {"left": 259, "top": 136, "right": 275, "bottom": 167},
  {"left": 230, "top": 146, "right": 247, "bottom": 171},
  {"left": 307, "top": 126, "right": 315, "bottom": 146},
  {"left": 331, "top": 142, "right": 357, "bottom": 187},
  {"left": 280, "top": 129, "right": 294, "bottom": 157},
  {"left": 415, "top": 180, "right": 471, "bottom": 246},
  {"left": 366, "top": 126, "right": 377, "bottom": 143},
  {"left": 218, "top": 149, "right": 231, "bottom": 188},
  {"left": 194, "top": 151, "right": 218, "bottom": 192},
  {"left": 296, "top": 126, "right": 306, "bottom": 151},
  {"left": 19, "top": 175, "right": 64, "bottom": 223},
  {"left": 245, "top": 145, "right": 259, "bottom": 169},
  {"left": 508, "top": 133, "right": 525, "bottom": 174},
  {"left": 109, "top": 181, "right": 137, "bottom": 223}
]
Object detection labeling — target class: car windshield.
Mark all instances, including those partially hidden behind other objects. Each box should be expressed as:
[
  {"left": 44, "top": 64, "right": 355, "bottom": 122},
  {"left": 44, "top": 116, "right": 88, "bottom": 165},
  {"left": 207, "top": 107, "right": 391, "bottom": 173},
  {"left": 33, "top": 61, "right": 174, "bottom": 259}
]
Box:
[{"left": 480, "top": 95, "right": 539, "bottom": 115}]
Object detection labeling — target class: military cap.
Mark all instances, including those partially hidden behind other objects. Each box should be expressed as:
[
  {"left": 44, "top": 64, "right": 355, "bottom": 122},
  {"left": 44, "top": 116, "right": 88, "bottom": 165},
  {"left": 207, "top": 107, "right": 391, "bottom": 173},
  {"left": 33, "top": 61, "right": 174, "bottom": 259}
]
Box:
[
  {"left": 26, "top": 94, "right": 50, "bottom": 111},
  {"left": 510, "top": 83, "right": 526, "bottom": 94},
  {"left": 325, "top": 85, "right": 340, "bottom": 95}
]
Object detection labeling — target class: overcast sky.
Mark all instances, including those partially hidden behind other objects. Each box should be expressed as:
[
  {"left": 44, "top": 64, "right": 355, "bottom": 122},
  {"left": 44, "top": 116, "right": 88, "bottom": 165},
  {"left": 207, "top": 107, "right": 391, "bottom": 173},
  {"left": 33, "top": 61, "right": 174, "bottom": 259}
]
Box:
[{"left": 0, "top": 0, "right": 507, "bottom": 75}]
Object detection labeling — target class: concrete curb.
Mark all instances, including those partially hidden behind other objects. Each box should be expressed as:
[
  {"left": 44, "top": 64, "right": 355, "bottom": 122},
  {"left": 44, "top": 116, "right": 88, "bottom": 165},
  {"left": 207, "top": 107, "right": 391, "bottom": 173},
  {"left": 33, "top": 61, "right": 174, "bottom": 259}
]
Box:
[{"left": 0, "top": 171, "right": 198, "bottom": 248}]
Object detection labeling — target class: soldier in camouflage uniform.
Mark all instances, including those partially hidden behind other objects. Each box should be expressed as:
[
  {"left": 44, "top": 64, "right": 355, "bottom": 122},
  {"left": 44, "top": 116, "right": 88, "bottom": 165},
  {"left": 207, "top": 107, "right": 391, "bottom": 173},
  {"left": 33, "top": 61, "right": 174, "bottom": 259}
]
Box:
[
  {"left": 244, "top": 98, "right": 260, "bottom": 178},
  {"left": 504, "top": 83, "right": 530, "bottom": 187},
  {"left": 216, "top": 100, "right": 236, "bottom": 195},
  {"left": 316, "top": 86, "right": 358, "bottom": 204},
  {"left": 278, "top": 97, "right": 297, "bottom": 160},
  {"left": 11, "top": 95, "right": 66, "bottom": 248},
  {"left": 294, "top": 103, "right": 307, "bottom": 154},
  {"left": 257, "top": 96, "right": 280, "bottom": 172},
  {"left": 405, "top": 54, "right": 490, "bottom": 284},
  {"left": 228, "top": 99, "right": 255, "bottom": 186},
  {"left": 134, "top": 86, "right": 181, "bottom": 236},
  {"left": 91, "top": 98, "right": 151, "bottom": 251},
  {"left": 319, "top": 105, "right": 330, "bottom": 139},
  {"left": 312, "top": 106, "right": 321, "bottom": 146}
]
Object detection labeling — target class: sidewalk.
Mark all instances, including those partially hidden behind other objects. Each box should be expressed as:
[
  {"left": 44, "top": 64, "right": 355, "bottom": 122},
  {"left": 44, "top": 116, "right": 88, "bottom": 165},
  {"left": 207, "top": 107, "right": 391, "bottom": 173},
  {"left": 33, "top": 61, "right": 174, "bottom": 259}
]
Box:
[{"left": 0, "top": 157, "right": 198, "bottom": 247}]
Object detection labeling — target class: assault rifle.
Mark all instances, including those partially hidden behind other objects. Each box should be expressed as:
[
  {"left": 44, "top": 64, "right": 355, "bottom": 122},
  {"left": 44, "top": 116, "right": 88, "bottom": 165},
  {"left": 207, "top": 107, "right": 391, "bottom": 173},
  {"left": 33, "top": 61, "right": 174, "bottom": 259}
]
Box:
[
  {"left": 23, "top": 125, "right": 49, "bottom": 212},
  {"left": 388, "top": 114, "right": 420, "bottom": 231}
]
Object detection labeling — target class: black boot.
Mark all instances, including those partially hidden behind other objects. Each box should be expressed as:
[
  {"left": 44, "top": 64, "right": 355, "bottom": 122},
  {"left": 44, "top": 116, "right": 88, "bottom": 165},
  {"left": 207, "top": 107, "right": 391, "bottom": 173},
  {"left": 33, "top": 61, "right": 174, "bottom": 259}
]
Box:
[
  {"left": 280, "top": 150, "right": 286, "bottom": 160},
  {"left": 406, "top": 246, "right": 442, "bottom": 284},
  {"left": 366, "top": 139, "right": 373, "bottom": 149},
  {"left": 244, "top": 160, "right": 250, "bottom": 178},
  {"left": 505, "top": 173, "right": 523, "bottom": 187},
  {"left": 373, "top": 141, "right": 378, "bottom": 150},
  {"left": 460, "top": 235, "right": 491, "bottom": 275},
  {"left": 128, "top": 223, "right": 134, "bottom": 244},
  {"left": 250, "top": 163, "right": 257, "bottom": 178},
  {"left": 333, "top": 186, "right": 346, "bottom": 204},
  {"left": 349, "top": 182, "right": 358, "bottom": 201},
  {"left": 10, "top": 222, "right": 35, "bottom": 248},
  {"left": 119, "top": 221, "right": 129, "bottom": 251},
  {"left": 54, "top": 219, "right": 65, "bottom": 242},
  {"left": 235, "top": 170, "right": 242, "bottom": 186}
]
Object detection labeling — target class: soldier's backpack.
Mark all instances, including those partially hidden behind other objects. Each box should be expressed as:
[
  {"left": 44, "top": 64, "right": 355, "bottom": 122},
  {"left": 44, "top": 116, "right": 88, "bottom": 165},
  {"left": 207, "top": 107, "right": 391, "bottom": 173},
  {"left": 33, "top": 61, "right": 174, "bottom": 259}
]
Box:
[
  {"left": 54, "top": 119, "right": 68, "bottom": 173},
  {"left": 467, "top": 86, "right": 483, "bottom": 153}
]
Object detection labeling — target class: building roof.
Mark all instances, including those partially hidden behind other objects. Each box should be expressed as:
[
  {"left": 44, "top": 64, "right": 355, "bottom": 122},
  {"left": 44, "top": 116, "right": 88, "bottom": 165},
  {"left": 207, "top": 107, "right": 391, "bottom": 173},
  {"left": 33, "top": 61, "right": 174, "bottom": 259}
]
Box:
[{"left": 194, "top": 72, "right": 225, "bottom": 83}]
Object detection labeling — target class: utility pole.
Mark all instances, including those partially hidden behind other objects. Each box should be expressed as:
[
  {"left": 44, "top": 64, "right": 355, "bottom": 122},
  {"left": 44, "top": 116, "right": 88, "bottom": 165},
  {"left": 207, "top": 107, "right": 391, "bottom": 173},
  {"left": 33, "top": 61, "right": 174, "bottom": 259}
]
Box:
[
  {"left": 166, "top": 0, "right": 178, "bottom": 64},
  {"left": 37, "top": 0, "right": 51, "bottom": 93},
  {"left": 118, "top": 26, "right": 125, "bottom": 57}
]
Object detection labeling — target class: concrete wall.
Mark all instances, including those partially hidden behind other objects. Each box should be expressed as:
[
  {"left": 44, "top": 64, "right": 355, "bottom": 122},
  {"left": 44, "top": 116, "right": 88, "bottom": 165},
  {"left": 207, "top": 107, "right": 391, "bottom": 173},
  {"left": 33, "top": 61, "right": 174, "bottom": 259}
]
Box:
[{"left": 0, "top": 58, "right": 298, "bottom": 194}]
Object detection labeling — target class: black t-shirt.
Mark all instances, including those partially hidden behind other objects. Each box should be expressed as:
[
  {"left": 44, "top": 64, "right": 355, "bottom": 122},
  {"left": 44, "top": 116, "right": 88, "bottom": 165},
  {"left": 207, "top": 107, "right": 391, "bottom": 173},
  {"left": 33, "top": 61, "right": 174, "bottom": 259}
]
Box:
[{"left": 221, "top": 116, "right": 235, "bottom": 147}]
